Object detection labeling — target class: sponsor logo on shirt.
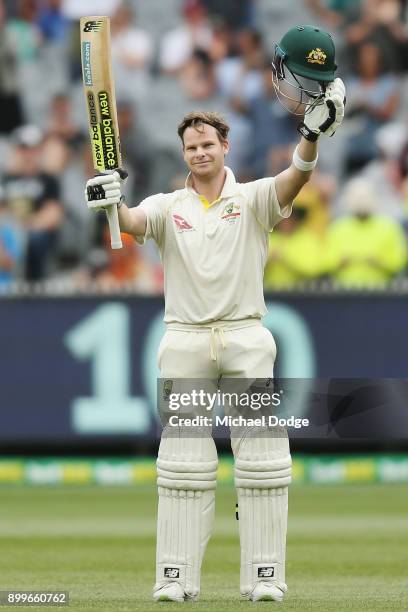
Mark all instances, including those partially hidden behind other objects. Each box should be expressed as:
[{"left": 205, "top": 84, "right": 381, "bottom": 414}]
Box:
[
  {"left": 173, "top": 214, "right": 195, "bottom": 232},
  {"left": 221, "top": 202, "right": 241, "bottom": 223}
]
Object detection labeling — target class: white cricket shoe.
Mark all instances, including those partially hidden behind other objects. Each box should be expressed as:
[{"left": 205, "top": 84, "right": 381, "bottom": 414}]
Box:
[
  {"left": 153, "top": 582, "right": 185, "bottom": 603},
  {"left": 249, "top": 581, "right": 287, "bottom": 602}
]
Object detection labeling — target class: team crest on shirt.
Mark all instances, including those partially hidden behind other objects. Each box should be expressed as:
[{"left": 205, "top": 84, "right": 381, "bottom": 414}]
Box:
[
  {"left": 173, "top": 214, "right": 195, "bottom": 232},
  {"left": 221, "top": 202, "right": 241, "bottom": 224}
]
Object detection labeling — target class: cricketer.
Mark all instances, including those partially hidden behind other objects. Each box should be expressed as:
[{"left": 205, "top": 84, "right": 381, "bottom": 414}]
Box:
[{"left": 85, "top": 26, "right": 345, "bottom": 604}]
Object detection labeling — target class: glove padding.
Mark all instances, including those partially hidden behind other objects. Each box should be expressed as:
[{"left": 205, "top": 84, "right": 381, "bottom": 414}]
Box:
[
  {"left": 85, "top": 169, "right": 127, "bottom": 212},
  {"left": 299, "top": 77, "right": 346, "bottom": 142}
]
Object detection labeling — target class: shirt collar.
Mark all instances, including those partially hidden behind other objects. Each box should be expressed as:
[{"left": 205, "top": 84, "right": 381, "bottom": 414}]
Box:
[{"left": 185, "top": 166, "right": 238, "bottom": 200}]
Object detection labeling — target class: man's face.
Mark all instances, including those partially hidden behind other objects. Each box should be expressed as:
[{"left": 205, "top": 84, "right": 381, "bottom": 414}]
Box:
[{"left": 182, "top": 123, "right": 229, "bottom": 179}]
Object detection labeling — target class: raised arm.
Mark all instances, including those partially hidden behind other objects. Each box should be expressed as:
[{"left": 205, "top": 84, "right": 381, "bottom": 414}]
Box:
[
  {"left": 275, "top": 138, "right": 318, "bottom": 210},
  {"left": 117, "top": 202, "right": 147, "bottom": 238},
  {"left": 85, "top": 170, "right": 147, "bottom": 240},
  {"left": 276, "top": 78, "right": 346, "bottom": 210}
]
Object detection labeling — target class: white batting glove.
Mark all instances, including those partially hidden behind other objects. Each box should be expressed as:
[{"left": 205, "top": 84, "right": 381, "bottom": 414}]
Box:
[
  {"left": 85, "top": 169, "right": 127, "bottom": 212},
  {"left": 298, "top": 77, "right": 346, "bottom": 142}
]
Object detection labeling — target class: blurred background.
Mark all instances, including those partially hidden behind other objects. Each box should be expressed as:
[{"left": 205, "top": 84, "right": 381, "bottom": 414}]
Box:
[{"left": 1, "top": 0, "right": 408, "bottom": 482}]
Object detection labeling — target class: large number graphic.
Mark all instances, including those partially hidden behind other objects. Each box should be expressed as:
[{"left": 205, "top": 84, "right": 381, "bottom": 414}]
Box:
[
  {"left": 264, "top": 303, "right": 316, "bottom": 418},
  {"left": 64, "top": 303, "right": 150, "bottom": 434},
  {"left": 64, "top": 301, "right": 316, "bottom": 434}
]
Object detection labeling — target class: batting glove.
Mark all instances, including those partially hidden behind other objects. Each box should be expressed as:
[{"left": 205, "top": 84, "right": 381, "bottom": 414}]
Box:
[
  {"left": 298, "top": 77, "right": 346, "bottom": 142},
  {"left": 85, "top": 169, "right": 128, "bottom": 212}
]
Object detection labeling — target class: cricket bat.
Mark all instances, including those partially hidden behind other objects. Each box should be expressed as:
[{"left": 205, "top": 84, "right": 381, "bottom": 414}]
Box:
[{"left": 80, "top": 16, "right": 122, "bottom": 249}]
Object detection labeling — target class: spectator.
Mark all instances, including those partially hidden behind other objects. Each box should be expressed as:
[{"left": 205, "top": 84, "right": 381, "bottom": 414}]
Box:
[
  {"left": 110, "top": 2, "right": 153, "bottom": 105},
  {"left": 37, "top": 0, "right": 69, "bottom": 45},
  {"left": 180, "top": 49, "right": 217, "bottom": 100},
  {"left": 215, "top": 28, "right": 266, "bottom": 177},
  {"left": 202, "top": 0, "right": 255, "bottom": 31},
  {"left": 41, "top": 132, "right": 70, "bottom": 177},
  {"left": 209, "top": 20, "right": 233, "bottom": 63},
  {"left": 116, "top": 99, "right": 151, "bottom": 203},
  {"left": 45, "top": 93, "right": 82, "bottom": 149},
  {"left": 59, "top": 140, "right": 101, "bottom": 264},
  {"left": 94, "top": 231, "right": 160, "bottom": 293},
  {"left": 0, "top": 196, "right": 22, "bottom": 289},
  {"left": 245, "top": 62, "right": 298, "bottom": 178},
  {"left": 6, "top": 0, "right": 51, "bottom": 124},
  {"left": 325, "top": 177, "right": 407, "bottom": 287},
  {"left": 293, "top": 181, "right": 333, "bottom": 236},
  {"left": 1, "top": 125, "right": 64, "bottom": 281},
  {"left": 345, "top": 0, "right": 408, "bottom": 73},
  {"left": 6, "top": 0, "right": 41, "bottom": 64},
  {"left": 344, "top": 41, "right": 401, "bottom": 173},
  {"left": 3, "top": 0, "right": 17, "bottom": 17},
  {"left": 305, "top": 0, "right": 361, "bottom": 29},
  {"left": 216, "top": 28, "right": 265, "bottom": 103},
  {"left": 40, "top": 94, "right": 82, "bottom": 176},
  {"left": 304, "top": 1, "right": 362, "bottom": 73},
  {"left": 264, "top": 201, "right": 323, "bottom": 289},
  {"left": 398, "top": 128, "right": 408, "bottom": 216},
  {"left": 359, "top": 121, "right": 408, "bottom": 220},
  {"left": 0, "top": 0, "right": 23, "bottom": 134},
  {"left": 159, "top": 0, "right": 213, "bottom": 74}
]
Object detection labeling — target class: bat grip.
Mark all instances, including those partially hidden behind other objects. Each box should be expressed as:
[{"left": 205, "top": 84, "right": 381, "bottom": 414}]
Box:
[{"left": 106, "top": 204, "right": 122, "bottom": 249}]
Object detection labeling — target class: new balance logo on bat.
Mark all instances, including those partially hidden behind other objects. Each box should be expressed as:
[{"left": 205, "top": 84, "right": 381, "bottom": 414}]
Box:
[
  {"left": 164, "top": 568, "right": 180, "bottom": 578},
  {"left": 83, "top": 20, "right": 103, "bottom": 32},
  {"left": 258, "top": 567, "right": 274, "bottom": 578}
]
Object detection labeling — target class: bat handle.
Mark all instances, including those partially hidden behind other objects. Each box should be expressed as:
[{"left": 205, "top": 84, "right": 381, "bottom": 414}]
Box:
[{"left": 106, "top": 204, "right": 122, "bottom": 249}]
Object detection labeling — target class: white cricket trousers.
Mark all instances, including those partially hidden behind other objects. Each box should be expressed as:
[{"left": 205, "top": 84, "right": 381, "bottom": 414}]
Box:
[
  {"left": 158, "top": 319, "right": 276, "bottom": 378},
  {"left": 154, "top": 319, "right": 291, "bottom": 601}
]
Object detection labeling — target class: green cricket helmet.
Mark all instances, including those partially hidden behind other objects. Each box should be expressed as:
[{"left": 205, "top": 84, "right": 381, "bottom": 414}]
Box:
[{"left": 272, "top": 25, "right": 337, "bottom": 115}]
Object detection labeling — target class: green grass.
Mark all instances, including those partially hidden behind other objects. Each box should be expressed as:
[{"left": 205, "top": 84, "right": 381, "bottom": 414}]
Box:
[{"left": 0, "top": 484, "right": 407, "bottom": 610}]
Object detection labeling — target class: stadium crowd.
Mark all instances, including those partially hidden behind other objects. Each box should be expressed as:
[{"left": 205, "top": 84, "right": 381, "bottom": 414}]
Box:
[{"left": 0, "top": 0, "right": 408, "bottom": 292}]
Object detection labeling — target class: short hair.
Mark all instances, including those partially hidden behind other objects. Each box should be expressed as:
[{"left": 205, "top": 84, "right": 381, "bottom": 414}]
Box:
[{"left": 177, "top": 111, "right": 230, "bottom": 144}]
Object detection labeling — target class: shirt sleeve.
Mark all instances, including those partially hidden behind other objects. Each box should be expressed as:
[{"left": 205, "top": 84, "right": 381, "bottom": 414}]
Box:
[
  {"left": 245, "top": 177, "right": 292, "bottom": 232},
  {"left": 134, "top": 193, "right": 167, "bottom": 246}
]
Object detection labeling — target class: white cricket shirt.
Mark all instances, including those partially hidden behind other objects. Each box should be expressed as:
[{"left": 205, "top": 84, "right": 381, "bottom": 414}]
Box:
[{"left": 136, "top": 167, "right": 291, "bottom": 324}]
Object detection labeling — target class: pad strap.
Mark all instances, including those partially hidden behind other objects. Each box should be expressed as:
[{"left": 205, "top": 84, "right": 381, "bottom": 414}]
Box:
[
  {"left": 235, "top": 455, "right": 292, "bottom": 488},
  {"left": 157, "top": 457, "right": 218, "bottom": 490}
]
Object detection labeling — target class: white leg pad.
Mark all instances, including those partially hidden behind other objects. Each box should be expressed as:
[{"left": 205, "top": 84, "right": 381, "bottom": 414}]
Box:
[
  {"left": 153, "top": 435, "right": 218, "bottom": 601},
  {"left": 232, "top": 428, "right": 291, "bottom": 598}
]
